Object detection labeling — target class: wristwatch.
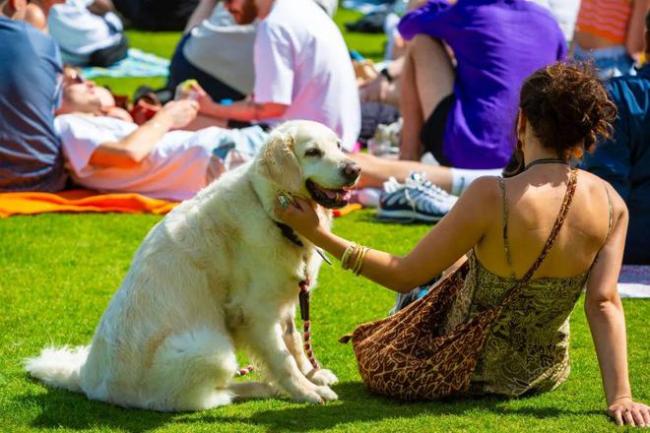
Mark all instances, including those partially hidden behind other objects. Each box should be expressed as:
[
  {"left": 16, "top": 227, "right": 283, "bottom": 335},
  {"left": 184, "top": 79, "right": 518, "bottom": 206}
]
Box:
[{"left": 380, "top": 67, "right": 394, "bottom": 83}]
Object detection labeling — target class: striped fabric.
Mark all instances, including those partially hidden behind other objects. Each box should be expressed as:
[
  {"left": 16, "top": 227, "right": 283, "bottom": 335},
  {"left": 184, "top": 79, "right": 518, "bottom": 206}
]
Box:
[{"left": 576, "top": 0, "right": 633, "bottom": 44}]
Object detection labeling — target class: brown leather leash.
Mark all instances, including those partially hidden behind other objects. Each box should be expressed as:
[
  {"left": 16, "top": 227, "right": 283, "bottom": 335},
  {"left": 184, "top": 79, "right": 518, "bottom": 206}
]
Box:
[{"left": 299, "top": 277, "right": 320, "bottom": 370}]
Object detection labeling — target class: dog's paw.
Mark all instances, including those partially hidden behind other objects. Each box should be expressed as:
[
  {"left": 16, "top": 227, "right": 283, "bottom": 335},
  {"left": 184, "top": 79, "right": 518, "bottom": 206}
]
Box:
[
  {"left": 292, "top": 389, "right": 325, "bottom": 405},
  {"left": 307, "top": 368, "right": 338, "bottom": 386},
  {"left": 314, "top": 385, "right": 338, "bottom": 402}
]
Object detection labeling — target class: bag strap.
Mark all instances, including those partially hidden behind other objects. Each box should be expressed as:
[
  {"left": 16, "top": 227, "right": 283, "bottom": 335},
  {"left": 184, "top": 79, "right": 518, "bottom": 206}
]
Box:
[{"left": 500, "top": 168, "right": 579, "bottom": 304}]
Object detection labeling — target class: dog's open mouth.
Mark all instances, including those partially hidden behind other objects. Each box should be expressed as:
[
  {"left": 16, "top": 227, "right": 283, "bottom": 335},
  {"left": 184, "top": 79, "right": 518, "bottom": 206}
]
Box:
[{"left": 306, "top": 179, "right": 352, "bottom": 209}]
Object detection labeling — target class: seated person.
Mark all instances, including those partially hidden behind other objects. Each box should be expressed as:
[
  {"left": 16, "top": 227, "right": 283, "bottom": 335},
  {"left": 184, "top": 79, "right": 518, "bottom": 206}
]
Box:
[
  {"left": 0, "top": 0, "right": 67, "bottom": 192},
  {"left": 55, "top": 78, "right": 266, "bottom": 201},
  {"left": 278, "top": 63, "right": 650, "bottom": 428},
  {"left": 396, "top": 0, "right": 567, "bottom": 165},
  {"left": 48, "top": 0, "right": 128, "bottom": 67},
  {"left": 573, "top": 0, "right": 649, "bottom": 79},
  {"left": 581, "top": 10, "right": 650, "bottom": 264},
  {"left": 348, "top": 0, "right": 567, "bottom": 198},
  {"left": 190, "top": 0, "right": 361, "bottom": 152},
  {"left": 168, "top": 0, "right": 337, "bottom": 104},
  {"left": 168, "top": 1, "right": 257, "bottom": 103}
]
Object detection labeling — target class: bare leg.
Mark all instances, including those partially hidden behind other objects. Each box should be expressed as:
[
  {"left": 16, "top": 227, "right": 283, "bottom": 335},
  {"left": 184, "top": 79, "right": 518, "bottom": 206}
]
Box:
[
  {"left": 398, "top": 45, "right": 424, "bottom": 161},
  {"left": 350, "top": 153, "right": 454, "bottom": 193},
  {"left": 399, "top": 35, "right": 455, "bottom": 161},
  {"left": 411, "top": 35, "right": 455, "bottom": 120}
]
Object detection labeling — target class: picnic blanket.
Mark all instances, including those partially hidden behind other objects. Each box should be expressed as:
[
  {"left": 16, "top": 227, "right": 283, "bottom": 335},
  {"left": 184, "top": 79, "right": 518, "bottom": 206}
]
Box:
[
  {"left": 618, "top": 266, "right": 650, "bottom": 298},
  {"left": 0, "top": 190, "right": 361, "bottom": 218},
  {"left": 0, "top": 190, "right": 177, "bottom": 217},
  {"left": 80, "top": 48, "right": 170, "bottom": 80}
]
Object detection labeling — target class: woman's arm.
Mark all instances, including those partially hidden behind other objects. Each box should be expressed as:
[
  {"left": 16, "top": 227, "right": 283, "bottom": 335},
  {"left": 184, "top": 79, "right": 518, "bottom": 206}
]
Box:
[
  {"left": 89, "top": 100, "right": 198, "bottom": 168},
  {"left": 625, "top": 0, "right": 650, "bottom": 57},
  {"left": 277, "top": 177, "right": 497, "bottom": 293},
  {"left": 584, "top": 185, "right": 650, "bottom": 427}
]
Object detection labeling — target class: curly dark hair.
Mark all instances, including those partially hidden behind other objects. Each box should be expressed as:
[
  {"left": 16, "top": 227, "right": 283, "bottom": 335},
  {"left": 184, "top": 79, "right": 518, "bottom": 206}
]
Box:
[{"left": 519, "top": 62, "right": 617, "bottom": 160}]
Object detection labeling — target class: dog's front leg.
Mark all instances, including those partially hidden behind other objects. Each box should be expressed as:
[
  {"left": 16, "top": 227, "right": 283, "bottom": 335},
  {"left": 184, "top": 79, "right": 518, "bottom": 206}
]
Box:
[
  {"left": 282, "top": 311, "right": 338, "bottom": 387},
  {"left": 246, "top": 320, "right": 337, "bottom": 404}
]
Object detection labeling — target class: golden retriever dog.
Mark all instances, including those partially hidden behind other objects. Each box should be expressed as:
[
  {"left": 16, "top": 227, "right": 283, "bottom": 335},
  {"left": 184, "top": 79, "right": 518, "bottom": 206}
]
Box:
[{"left": 25, "top": 120, "right": 360, "bottom": 411}]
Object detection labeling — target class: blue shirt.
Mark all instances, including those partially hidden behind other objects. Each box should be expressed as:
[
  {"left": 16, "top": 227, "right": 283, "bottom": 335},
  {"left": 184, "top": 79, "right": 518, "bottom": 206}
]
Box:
[
  {"left": 398, "top": 0, "right": 567, "bottom": 169},
  {"left": 0, "top": 17, "right": 67, "bottom": 192},
  {"left": 581, "top": 64, "right": 650, "bottom": 263}
]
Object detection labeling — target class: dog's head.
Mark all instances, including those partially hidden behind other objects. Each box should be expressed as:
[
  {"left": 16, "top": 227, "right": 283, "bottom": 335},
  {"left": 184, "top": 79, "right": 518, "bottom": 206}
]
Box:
[{"left": 257, "top": 120, "right": 360, "bottom": 209}]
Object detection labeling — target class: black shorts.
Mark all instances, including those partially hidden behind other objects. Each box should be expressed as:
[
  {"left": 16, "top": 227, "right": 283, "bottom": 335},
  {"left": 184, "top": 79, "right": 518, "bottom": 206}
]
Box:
[{"left": 420, "top": 94, "right": 454, "bottom": 166}]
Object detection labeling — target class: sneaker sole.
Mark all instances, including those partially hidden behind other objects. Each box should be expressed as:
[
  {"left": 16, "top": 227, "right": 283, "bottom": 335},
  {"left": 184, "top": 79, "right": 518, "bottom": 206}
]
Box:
[{"left": 377, "top": 209, "right": 444, "bottom": 222}]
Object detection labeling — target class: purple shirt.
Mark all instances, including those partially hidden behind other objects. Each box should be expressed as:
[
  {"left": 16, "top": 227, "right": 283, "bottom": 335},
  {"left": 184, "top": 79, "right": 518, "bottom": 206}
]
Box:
[{"left": 398, "top": 0, "right": 567, "bottom": 169}]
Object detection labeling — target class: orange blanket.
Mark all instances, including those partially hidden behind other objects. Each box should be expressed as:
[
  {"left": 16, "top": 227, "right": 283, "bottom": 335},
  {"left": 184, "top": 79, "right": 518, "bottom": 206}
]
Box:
[
  {"left": 0, "top": 190, "right": 362, "bottom": 218},
  {"left": 0, "top": 190, "right": 177, "bottom": 218}
]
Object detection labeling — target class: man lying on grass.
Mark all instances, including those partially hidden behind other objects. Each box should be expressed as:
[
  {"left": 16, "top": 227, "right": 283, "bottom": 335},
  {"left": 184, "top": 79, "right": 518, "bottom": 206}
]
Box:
[{"left": 53, "top": 72, "right": 267, "bottom": 201}]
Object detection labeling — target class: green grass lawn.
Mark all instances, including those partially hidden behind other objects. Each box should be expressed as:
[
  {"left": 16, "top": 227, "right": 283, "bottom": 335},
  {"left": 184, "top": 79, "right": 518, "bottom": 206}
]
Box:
[
  {"left": 1, "top": 212, "right": 649, "bottom": 433},
  {"left": 1, "top": 10, "right": 649, "bottom": 433}
]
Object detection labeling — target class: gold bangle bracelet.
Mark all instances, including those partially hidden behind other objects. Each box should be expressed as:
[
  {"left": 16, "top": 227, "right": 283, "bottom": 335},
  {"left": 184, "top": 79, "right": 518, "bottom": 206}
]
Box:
[
  {"left": 352, "top": 246, "right": 366, "bottom": 275},
  {"left": 355, "top": 247, "right": 369, "bottom": 275},
  {"left": 346, "top": 245, "right": 360, "bottom": 271},
  {"left": 341, "top": 244, "right": 356, "bottom": 270},
  {"left": 353, "top": 247, "right": 369, "bottom": 275}
]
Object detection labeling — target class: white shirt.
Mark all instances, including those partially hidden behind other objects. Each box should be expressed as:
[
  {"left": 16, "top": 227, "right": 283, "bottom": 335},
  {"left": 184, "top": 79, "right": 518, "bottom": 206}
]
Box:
[
  {"left": 184, "top": 4, "right": 257, "bottom": 95},
  {"left": 527, "top": 0, "right": 581, "bottom": 43},
  {"left": 55, "top": 115, "right": 220, "bottom": 201},
  {"left": 253, "top": 0, "right": 361, "bottom": 151},
  {"left": 48, "top": 0, "right": 124, "bottom": 65}
]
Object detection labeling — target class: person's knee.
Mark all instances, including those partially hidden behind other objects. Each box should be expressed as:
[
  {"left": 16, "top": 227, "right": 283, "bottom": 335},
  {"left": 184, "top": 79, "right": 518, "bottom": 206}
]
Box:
[{"left": 410, "top": 34, "right": 445, "bottom": 55}]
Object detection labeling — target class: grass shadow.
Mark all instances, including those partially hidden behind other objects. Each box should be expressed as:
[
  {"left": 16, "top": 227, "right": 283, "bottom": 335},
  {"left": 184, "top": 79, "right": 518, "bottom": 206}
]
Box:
[
  {"left": 17, "top": 386, "right": 175, "bottom": 433},
  {"left": 179, "top": 382, "right": 603, "bottom": 432},
  {"left": 17, "top": 381, "right": 604, "bottom": 433}
]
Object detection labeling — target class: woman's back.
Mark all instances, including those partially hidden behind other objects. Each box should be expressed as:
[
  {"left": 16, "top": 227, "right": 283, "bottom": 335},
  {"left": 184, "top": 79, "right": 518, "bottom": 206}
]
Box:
[{"left": 475, "top": 165, "right": 616, "bottom": 280}]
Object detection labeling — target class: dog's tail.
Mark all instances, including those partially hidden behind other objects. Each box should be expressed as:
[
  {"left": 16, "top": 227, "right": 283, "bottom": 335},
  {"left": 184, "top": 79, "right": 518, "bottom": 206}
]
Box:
[{"left": 24, "top": 346, "right": 89, "bottom": 393}]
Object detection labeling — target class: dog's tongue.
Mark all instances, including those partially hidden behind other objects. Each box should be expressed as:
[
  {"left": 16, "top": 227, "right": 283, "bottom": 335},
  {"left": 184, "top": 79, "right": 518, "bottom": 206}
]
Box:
[
  {"left": 323, "top": 189, "right": 339, "bottom": 200},
  {"left": 322, "top": 188, "right": 351, "bottom": 203}
]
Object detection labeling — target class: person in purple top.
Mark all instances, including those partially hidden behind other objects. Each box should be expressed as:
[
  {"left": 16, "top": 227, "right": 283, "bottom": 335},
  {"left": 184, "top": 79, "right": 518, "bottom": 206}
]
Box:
[
  {"left": 398, "top": 0, "right": 567, "bottom": 168},
  {"left": 351, "top": 0, "right": 568, "bottom": 200}
]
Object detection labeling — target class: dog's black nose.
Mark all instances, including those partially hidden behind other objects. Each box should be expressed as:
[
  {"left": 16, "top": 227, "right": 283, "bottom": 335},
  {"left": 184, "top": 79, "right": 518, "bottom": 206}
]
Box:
[{"left": 341, "top": 161, "right": 361, "bottom": 182}]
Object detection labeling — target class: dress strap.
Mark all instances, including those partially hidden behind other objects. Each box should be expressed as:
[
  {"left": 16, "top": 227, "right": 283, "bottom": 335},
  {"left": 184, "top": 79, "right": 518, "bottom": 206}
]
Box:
[
  {"left": 519, "top": 168, "right": 579, "bottom": 284},
  {"left": 498, "top": 178, "right": 515, "bottom": 275}
]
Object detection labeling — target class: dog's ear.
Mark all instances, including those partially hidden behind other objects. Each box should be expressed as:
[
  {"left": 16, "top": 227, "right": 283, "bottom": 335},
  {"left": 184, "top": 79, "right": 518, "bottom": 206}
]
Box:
[{"left": 260, "top": 130, "right": 304, "bottom": 192}]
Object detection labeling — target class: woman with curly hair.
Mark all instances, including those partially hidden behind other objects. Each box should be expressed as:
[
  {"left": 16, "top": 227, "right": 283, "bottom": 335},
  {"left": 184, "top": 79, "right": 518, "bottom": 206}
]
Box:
[{"left": 277, "top": 63, "right": 650, "bottom": 427}]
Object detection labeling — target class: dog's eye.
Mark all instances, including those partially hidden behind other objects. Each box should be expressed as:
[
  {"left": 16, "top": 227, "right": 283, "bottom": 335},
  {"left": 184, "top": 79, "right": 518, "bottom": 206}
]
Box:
[
  {"left": 304, "top": 148, "right": 323, "bottom": 158},
  {"left": 336, "top": 141, "right": 342, "bottom": 150}
]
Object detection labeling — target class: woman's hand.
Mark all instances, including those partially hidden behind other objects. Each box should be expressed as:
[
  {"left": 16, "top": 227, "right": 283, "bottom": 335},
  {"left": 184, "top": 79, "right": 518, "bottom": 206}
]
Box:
[
  {"left": 608, "top": 397, "right": 650, "bottom": 427},
  {"left": 274, "top": 196, "right": 326, "bottom": 241}
]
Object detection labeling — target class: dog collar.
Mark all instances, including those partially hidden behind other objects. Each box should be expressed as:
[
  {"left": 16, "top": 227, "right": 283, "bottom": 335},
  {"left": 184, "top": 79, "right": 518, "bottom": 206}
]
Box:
[{"left": 275, "top": 222, "right": 304, "bottom": 247}]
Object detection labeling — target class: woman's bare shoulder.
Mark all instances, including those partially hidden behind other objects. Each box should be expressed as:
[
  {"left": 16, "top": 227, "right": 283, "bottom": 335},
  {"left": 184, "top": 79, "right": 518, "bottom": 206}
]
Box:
[{"left": 577, "top": 169, "right": 628, "bottom": 218}]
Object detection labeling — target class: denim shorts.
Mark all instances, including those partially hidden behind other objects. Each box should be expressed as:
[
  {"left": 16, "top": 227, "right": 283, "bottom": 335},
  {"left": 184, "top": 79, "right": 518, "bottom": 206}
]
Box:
[{"left": 573, "top": 45, "right": 636, "bottom": 79}]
